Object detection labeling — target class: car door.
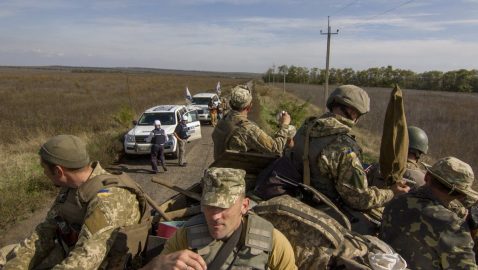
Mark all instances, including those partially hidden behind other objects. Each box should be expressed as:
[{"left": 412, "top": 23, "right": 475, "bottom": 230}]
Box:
[{"left": 183, "top": 110, "right": 202, "bottom": 141}]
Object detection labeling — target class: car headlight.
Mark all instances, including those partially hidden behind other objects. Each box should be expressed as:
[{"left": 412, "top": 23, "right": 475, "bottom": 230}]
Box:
[{"left": 125, "top": 134, "right": 135, "bottom": 142}]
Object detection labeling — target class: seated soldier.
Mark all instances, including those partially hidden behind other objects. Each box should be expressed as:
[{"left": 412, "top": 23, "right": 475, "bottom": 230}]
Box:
[
  {"left": 142, "top": 167, "right": 297, "bottom": 270},
  {"left": 380, "top": 157, "right": 478, "bottom": 269},
  {"left": 1, "top": 135, "right": 149, "bottom": 269},
  {"left": 289, "top": 85, "right": 409, "bottom": 234}
]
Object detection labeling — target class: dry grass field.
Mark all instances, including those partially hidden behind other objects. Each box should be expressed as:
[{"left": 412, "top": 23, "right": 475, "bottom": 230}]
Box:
[
  {"left": 0, "top": 67, "right": 247, "bottom": 230},
  {"left": 276, "top": 82, "right": 478, "bottom": 177}
]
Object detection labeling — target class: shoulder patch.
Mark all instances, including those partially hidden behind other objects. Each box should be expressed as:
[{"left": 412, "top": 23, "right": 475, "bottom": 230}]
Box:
[
  {"left": 84, "top": 208, "right": 109, "bottom": 234},
  {"left": 96, "top": 189, "right": 111, "bottom": 198}
]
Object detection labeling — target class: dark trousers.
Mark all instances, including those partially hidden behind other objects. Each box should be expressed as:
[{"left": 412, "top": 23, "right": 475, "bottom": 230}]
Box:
[{"left": 151, "top": 144, "right": 165, "bottom": 172}]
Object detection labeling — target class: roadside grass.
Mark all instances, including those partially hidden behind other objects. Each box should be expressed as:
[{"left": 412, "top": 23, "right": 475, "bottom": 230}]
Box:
[{"left": 0, "top": 68, "right": 246, "bottom": 231}]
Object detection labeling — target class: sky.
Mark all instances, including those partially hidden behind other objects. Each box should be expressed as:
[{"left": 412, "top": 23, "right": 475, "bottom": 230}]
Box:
[{"left": 0, "top": 0, "right": 477, "bottom": 73}]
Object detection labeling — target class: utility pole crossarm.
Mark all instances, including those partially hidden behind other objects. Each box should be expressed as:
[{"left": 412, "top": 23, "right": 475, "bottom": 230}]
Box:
[{"left": 320, "top": 16, "right": 339, "bottom": 110}]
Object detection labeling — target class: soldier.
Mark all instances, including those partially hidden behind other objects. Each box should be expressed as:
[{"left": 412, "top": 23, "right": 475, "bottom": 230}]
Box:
[
  {"left": 404, "top": 126, "right": 429, "bottom": 188},
  {"left": 1, "top": 135, "right": 150, "bottom": 269},
  {"left": 289, "top": 85, "right": 409, "bottom": 234},
  {"left": 148, "top": 120, "right": 168, "bottom": 173},
  {"left": 174, "top": 117, "right": 190, "bottom": 167},
  {"left": 367, "top": 126, "right": 429, "bottom": 189},
  {"left": 142, "top": 167, "right": 297, "bottom": 270},
  {"left": 380, "top": 156, "right": 478, "bottom": 269},
  {"left": 212, "top": 85, "right": 292, "bottom": 160},
  {"left": 208, "top": 98, "right": 219, "bottom": 127}
]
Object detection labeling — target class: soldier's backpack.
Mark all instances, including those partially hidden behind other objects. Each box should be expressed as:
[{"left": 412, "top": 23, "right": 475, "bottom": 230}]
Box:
[{"left": 254, "top": 195, "right": 407, "bottom": 270}]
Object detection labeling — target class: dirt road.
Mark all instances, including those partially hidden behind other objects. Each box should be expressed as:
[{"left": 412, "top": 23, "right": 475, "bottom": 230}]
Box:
[{"left": 0, "top": 126, "right": 215, "bottom": 246}]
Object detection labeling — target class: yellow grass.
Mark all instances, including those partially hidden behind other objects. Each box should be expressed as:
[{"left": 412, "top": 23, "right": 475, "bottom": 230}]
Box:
[{"left": 0, "top": 67, "right": 247, "bottom": 230}]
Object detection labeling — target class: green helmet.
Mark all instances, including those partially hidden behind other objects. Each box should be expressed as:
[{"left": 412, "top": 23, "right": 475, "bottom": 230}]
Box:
[
  {"left": 408, "top": 126, "right": 428, "bottom": 154},
  {"left": 326, "top": 85, "right": 370, "bottom": 115}
]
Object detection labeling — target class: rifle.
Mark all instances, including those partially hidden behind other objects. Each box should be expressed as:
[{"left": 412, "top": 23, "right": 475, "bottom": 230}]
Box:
[{"left": 271, "top": 172, "right": 352, "bottom": 230}]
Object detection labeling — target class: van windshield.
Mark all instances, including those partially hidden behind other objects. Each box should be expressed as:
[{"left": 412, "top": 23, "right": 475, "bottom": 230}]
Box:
[
  {"left": 192, "top": 97, "right": 212, "bottom": 105},
  {"left": 138, "top": 112, "right": 176, "bottom": 126}
]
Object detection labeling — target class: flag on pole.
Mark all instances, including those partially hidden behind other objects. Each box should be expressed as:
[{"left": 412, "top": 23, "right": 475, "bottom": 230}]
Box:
[
  {"left": 216, "top": 81, "right": 221, "bottom": 95},
  {"left": 185, "top": 87, "right": 192, "bottom": 102}
]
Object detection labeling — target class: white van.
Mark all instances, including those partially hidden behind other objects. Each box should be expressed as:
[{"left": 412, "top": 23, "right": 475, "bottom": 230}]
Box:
[
  {"left": 191, "top": 93, "right": 220, "bottom": 123},
  {"left": 124, "top": 105, "right": 201, "bottom": 157}
]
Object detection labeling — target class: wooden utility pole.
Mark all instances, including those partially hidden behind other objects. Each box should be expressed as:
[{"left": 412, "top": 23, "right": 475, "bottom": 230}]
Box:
[
  {"left": 272, "top": 64, "right": 276, "bottom": 85},
  {"left": 320, "top": 16, "right": 339, "bottom": 109}
]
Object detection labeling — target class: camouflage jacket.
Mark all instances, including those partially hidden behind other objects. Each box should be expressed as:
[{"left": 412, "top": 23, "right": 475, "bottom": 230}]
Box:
[
  {"left": 212, "top": 110, "right": 289, "bottom": 160},
  {"left": 4, "top": 162, "right": 141, "bottom": 270},
  {"left": 380, "top": 186, "right": 477, "bottom": 270},
  {"left": 293, "top": 113, "right": 394, "bottom": 211}
]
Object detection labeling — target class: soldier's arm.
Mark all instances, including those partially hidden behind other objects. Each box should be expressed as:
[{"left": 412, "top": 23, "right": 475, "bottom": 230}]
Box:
[
  {"left": 3, "top": 210, "right": 58, "bottom": 269},
  {"left": 52, "top": 187, "right": 140, "bottom": 270},
  {"left": 160, "top": 228, "right": 189, "bottom": 255},
  {"left": 243, "top": 124, "right": 289, "bottom": 155},
  {"left": 322, "top": 148, "right": 394, "bottom": 210},
  {"left": 268, "top": 229, "right": 297, "bottom": 270}
]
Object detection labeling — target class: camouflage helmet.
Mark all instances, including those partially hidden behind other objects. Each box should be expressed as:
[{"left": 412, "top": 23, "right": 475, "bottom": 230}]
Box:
[
  {"left": 229, "top": 85, "right": 252, "bottom": 110},
  {"left": 326, "top": 85, "right": 370, "bottom": 115},
  {"left": 408, "top": 126, "right": 428, "bottom": 154},
  {"left": 426, "top": 157, "right": 478, "bottom": 199},
  {"left": 201, "top": 167, "right": 246, "bottom": 208}
]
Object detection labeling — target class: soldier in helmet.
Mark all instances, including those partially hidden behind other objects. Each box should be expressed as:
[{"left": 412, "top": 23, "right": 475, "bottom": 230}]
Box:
[
  {"left": 289, "top": 85, "right": 409, "bottom": 234},
  {"left": 1, "top": 135, "right": 150, "bottom": 269},
  {"left": 380, "top": 157, "right": 478, "bottom": 269},
  {"left": 142, "top": 167, "right": 297, "bottom": 270},
  {"left": 404, "top": 126, "right": 429, "bottom": 188},
  {"left": 212, "top": 85, "right": 293, "bottom": 160}
]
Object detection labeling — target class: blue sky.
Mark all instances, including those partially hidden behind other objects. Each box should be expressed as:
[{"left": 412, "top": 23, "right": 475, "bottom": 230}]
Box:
[{"left": 0, "top": 0, "right": 477, "bottom": 73}]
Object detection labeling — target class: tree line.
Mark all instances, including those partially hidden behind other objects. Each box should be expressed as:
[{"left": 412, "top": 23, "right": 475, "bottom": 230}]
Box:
[{"left": 263, "top": 65, "right": 478, "bottom": 93}]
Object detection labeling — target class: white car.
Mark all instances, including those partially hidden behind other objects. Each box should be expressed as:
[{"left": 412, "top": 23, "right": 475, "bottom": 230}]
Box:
[
  {"left": 124, "top": 105, "right": 201, "bottom": 157},
  {"left": 191, "top": 93, "right": 220, "bottom": 123}
]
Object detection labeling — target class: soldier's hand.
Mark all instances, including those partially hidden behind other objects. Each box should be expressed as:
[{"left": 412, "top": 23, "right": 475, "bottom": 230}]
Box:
[
  {"left": 391, "top": 181, "right": 410, "bottom": 196},
  {"left": 141, "top": 250, "right": 207, "bottom": 270},
  {"left": 280, "top": 111, "right": 291, "bottom": 126}
]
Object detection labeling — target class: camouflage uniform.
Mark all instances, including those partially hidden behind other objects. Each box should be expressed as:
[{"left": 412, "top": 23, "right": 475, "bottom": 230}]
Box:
[
  {"left": 404, "top": 158, "right": 426, "bottom": 188},
  {"left": 161, "top": 167, "right": 297, "bottom": 270},
  {"left": 3, "top": 162, "right": 142, "bottom": 270},
  {"left": 380, "top": 157, "right": 478, "bottom": 270},
  {"left": 291, "top": 113, "right": 394, "bottom": 210},
  {"left": 212, "top": 86, "right": 290, "bottom": 160}
]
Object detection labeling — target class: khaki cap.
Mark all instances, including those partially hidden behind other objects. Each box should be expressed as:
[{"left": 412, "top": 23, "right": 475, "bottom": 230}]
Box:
[
  {"left": 229, "top": 85, "right": 252, "bottom": 110},
  {"left": 201, "top": 167, "right": 246, "bottom": 208},
  {"left": 427, "top": 157, "right": 477, "bottom": 199},
  {"left": 39, "top": 135, "right": 90, "bottom": 168}
]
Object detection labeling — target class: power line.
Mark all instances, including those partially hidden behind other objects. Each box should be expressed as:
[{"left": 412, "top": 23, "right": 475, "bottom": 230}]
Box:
[
  {"left": 365, "top": 0, "right": 415, "bottom": 21},
  {"left": 332, "top": 0, "right": 359, "bottom": 16}
]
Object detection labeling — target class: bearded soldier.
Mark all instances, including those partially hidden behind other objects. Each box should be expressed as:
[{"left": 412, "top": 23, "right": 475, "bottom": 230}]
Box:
[{"left": 1, "top": 135, "right": 150, "bottom": 269}]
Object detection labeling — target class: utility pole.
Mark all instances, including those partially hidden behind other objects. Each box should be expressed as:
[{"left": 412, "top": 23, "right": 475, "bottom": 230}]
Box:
[
  {"left": 272, "top": 64, "right": 276, "bottom": 85},
  {"left": 320, "top": 16, "right": 339, "bottom": 109}
]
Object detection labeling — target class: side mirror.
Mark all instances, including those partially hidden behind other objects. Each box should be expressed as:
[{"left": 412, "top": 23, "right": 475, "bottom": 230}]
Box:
[{"left": 132, "top": 120, "right": 138, "bottom": 126}]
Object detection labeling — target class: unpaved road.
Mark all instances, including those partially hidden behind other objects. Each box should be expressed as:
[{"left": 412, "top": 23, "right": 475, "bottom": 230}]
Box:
[{"left": 0, "top": 126, "right": 215, "bottom": 246}]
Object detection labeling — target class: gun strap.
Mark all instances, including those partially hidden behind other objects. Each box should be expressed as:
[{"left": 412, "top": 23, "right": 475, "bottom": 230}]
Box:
[
  {"left": 302, "top": 122, "right": 315, "bottom": 186},
  {"left": 208, "top": 222, "right": 243, "bottom": 270}
]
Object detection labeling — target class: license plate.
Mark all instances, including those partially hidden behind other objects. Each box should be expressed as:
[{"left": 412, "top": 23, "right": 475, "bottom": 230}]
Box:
[{"left": 137, "top": 145, "right": 150, "bottom": 151}]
